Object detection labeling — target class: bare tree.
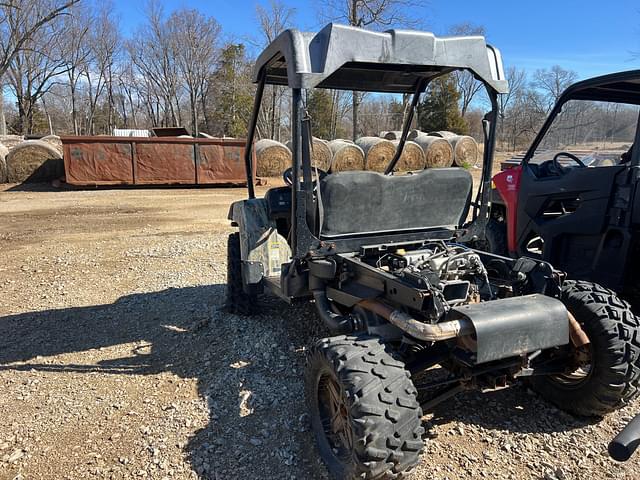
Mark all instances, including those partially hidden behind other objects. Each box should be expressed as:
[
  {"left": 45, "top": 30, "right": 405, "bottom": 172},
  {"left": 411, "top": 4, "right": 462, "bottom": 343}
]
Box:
[
  {"left": 0, "top": 0, "right": 79, "bottom": 77},
  {"left": 114, "top": 61, "right": 143, "bottom": 129},
  {"left": 59, "top": 2, "right": 92, "bottom": 134},
  {"left": 0, "top": 87, "right": 5, "bottom": 134},
  {"left": 0, "top": 0, "right": 79, "bottom": 133},
  {"left": 533, "top": 65, "right": 578, "bottom": 112},
  {"left": 255, "top": 0, "right": 295, "bottom": 140},
  {"left": 167, "top": 9, "right": 220, "bottom": 135},
  {"left": 501, "top": 86, "right": 547, "bottom": 151},
  {"left": 7, "top": 15, "right": 70, "bottom": 134},
  {"left": 498, "top": 66, "right": 526, "bottom": 143},
  {"left": 128, "top": 0, "right": 183, "bottom": 128},
  {"left": 83, "top": 4, "right": 119, "bottom": 134},
  {"left": 319, "top": 0, "right": 423, "bottom": 28},
  {"left": 318, "top": 0, "right": 425, "bottom": 139},
  {"left": 448, "top": 23, "right": 486, "bottom": 117}
]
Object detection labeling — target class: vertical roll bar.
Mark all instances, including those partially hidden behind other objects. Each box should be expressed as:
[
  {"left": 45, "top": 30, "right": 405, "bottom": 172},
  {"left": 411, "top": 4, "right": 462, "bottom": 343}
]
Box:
[
  {"left": 244, "top": 69, "right": 266, "bottom": 199},
  {"left": 291, "top": 88, "right": 303, "bottom": 252}
]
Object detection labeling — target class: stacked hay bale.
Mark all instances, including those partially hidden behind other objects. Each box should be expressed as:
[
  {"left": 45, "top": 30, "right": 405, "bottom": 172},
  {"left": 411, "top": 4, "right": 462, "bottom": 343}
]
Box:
[
  {"left": 0, "top": 135, "right": 24, "bottom": 150},
  {"left": 285, "top": 137, "right": 332, "bottom": 171},
  {"left": 356, "top": 137, "right": 396, "bottom": 172},
  {"left": 428, "top": 131, "right": 456, "bottom": 139},
  {"left": 40, "top": 135, "right": 63, "bottom": 156},
  {"left": 407, "top": 129, "right": 422, "bottom": 141},
  {"left": 390, "top": 140, "right": 426, "bottom": 171},
  {"left": 413, "top": 134, "right": 454, "bottom": 168},
  {"left": 328, "top": 139, "right": 365, "bottom": 172},
  {"left": 448, "top": 135, "right": 479, "bottom": 167},
  {"left": 255, "top": 139, "right": 291, "bottom": 177},
  {"left": 380, "top": 130, "right": 424, "bottom": 141},
  {"left": 6, "top": 140, "right": 64, "bottom": 183},
  {"left": 428, "top": 131, "right": 479, "bottom": 167},
  {"left": 0, "top": 144, "right": 8, "bottom": 183},
  {"left": 310, "top": 138, "right": 332, "bottom": 171},
  {"left": 380, "top": 131, "right": 403, "bottom": 140}
]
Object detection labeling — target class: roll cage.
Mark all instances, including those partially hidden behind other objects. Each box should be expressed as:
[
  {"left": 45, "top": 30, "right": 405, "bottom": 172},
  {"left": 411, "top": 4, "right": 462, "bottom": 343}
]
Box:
[{"left": 242, "top": 23, "right": 509, "bottom": 258}]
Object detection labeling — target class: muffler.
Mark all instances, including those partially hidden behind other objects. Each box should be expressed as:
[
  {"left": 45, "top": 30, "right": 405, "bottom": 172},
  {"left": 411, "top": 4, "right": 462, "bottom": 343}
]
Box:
[{"left": 358, "top": 294, "right": 570, "bottom": 364}]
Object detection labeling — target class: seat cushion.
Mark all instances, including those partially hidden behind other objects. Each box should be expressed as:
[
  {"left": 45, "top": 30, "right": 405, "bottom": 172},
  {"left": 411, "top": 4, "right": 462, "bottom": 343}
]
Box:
[{"left": 319, "top": 168, "right": 472, "bottom": 237}]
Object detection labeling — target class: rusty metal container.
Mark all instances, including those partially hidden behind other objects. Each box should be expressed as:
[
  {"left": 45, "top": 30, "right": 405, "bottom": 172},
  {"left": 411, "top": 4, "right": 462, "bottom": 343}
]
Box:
[
  {"left": 197, "top": 140, "right": 247, "bottom": 184},
  {"left": 61, "top": 136, "right": 253, "bottom": 186},
  {"left": 134, "top": 141, "right": 196, "bottom": 185}
]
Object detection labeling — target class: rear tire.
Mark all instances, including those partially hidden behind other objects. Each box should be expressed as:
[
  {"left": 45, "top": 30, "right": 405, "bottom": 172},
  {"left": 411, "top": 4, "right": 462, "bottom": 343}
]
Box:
[
  {"left": 225, "top": 233, "right": 258, "bottom": 315},
  {"left": 305, "top": 335, "right": 424, "bottom": 480},
  {"left": 531, "top": 281, "right": 640, "bottom": 416},
  {"left": 484, "top": 217, "right": 507, "bottom": 256}
]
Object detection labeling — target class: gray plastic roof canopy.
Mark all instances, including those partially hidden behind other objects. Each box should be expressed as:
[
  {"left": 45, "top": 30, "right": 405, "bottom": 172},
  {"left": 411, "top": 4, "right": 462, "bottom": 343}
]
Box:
[{"left": 252, "top": 23, "right": 509, "bottom": 94}]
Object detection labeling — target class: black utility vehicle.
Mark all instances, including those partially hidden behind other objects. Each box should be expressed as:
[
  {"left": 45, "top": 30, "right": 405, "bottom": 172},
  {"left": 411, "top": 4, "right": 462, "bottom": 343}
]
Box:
[
  {"left": 490, "top": 71, "right": 640, "bottom": 305},
  {"left": 226, "top": 25, "right": 640, "bottom": 479}
]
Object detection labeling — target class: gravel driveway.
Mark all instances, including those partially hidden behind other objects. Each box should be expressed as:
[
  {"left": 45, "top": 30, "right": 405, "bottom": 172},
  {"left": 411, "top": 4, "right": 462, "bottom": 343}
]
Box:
[{"left": 1, "top": 184, "right": 639, "bottom": 479}]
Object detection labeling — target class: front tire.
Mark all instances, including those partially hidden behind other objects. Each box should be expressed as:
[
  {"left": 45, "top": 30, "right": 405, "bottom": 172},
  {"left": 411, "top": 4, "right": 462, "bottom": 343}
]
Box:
[
  {"left": 305, "top": 335, "right": 424, "bottom": 479},
  {"left": 225, "top": 232, "right": 258, "bottom": 315},
  {"left": 531, "top": 281, "right": 640, "bottom": 416}
]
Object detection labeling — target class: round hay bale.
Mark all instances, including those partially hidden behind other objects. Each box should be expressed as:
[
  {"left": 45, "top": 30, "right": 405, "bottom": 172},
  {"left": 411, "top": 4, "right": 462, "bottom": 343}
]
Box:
[
  {"left": 428, "top": 131, "right": 457, "bottom": 139},
  {"left": 380, "top": 130, "right": 403, "bottom": 140},
  {"left": 355, "top": 137, "right": 396, "bottom": 172},
  {"left": 0, "top": 135, "right": 24, "bottom": 150},
  {"left": 40, "top": 135, "right": 63, "bottom": 155},
  {"left": 407, "top": 129, "right": 422, "bottom": 141},
  {"left": 449, "top": 135, "right": 479, "bottom": 168},
  {"left": 285, "top": 137, "right": 332, "bottom": 171},
  {"left": 328, "top": 139, "right": 365, "bottom": 172},
  {"left": 311, "top": 138, "right": 332, "bottom": 170},
  {"left": 390, "top": 140, "right": 426, "bottom": 171},
  {"left": 6, "top": 140, "right": 63, "bottom": 183},
  {"left": 413, "top": 134, "right": 454, "bottom": 168},
  {"left": 255, "top": 139, "right": 291, "bottom": 177},
  {"left": 0, "top": 144, "right": 8, "bottom": 183}
]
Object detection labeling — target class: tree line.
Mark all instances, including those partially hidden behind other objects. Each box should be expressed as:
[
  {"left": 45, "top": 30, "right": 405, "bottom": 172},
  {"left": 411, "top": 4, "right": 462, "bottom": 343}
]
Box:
[{"left": 1, "top": 0, "right": 586, "bottom": 152}]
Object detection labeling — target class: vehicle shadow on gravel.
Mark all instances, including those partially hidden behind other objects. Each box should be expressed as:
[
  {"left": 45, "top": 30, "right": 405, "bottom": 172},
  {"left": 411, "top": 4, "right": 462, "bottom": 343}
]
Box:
[
  {"left": 0, "top": 286, "right": 330, "bottom": 479},
  {"left": 0, "top": 284, "right": 595, "bottom": 477},
  {"left": 426, "top": 382, "right": 597, "bottom": 435}
]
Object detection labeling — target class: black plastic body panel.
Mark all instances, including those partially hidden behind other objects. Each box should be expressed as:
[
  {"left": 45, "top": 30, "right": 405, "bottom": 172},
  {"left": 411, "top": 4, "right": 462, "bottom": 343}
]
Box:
[{"left": 516, "top": 162, "right": 631, "bottom": 291}]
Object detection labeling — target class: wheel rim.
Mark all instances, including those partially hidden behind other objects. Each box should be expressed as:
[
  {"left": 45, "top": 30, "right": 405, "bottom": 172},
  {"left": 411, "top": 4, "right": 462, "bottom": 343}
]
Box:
[
  {"left": 550, "top": 344, "right": 593, "bottom": 388},
  {"left": 317, "top": 372, "right": 354, "bottom": 460}
]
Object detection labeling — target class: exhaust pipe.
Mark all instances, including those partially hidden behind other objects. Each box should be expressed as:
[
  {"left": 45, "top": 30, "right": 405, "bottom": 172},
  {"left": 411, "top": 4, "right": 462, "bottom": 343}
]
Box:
[
  {"left": 568, "top": 311, "right": 590, "bottom": 347},
  {"left": 359, "top": 297, "right": 588, "bottom": 352},
  {"left": 312, "top": 289, "right": 355, "bottom": 334},
  {"left": 357, "top": 299, "right": 474, "bottom": 342}
]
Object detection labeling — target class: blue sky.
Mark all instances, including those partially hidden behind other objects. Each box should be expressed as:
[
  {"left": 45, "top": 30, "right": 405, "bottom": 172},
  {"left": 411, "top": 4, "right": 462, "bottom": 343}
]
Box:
[{"left": 112, "top": 0, "right": 640, "bottom": 79}]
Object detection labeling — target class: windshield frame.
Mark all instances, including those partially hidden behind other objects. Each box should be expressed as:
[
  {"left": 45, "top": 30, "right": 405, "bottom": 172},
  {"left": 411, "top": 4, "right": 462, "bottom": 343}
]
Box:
[{"left": 522, "top": 73, "right": 640, "bottom": 170}]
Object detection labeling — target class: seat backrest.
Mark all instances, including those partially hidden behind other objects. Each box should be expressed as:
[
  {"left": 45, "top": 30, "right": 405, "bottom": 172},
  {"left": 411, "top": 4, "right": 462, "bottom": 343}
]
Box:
[{"left": 318, "top": 168, "right": 472, "bottom": 238}]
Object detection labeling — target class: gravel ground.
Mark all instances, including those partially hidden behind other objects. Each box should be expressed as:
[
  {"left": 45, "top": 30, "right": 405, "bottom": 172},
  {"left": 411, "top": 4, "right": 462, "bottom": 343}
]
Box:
[{"left": 1, "top": 183, "right": 640, "bottom": 480}]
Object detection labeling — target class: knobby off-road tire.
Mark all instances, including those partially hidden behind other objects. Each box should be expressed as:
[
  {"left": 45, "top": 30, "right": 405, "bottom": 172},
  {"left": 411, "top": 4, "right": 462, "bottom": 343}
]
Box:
[
  {"left": 484, "top": 218, "right": 507, "bottom": 256},
  {"left": 531, "top": 280, "right": 640, "bottom": 416},
  {"left": 305, "top": 335, "right": 424, "bottom": 480},
  {"left": 224, "top": 233, "right": 258, "bottom": 315}
]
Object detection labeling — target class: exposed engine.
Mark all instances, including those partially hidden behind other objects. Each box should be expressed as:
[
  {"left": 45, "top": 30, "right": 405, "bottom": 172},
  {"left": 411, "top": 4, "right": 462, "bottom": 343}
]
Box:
[{"left": 377, "top": 241, "right": 493, "bottom": 318}]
